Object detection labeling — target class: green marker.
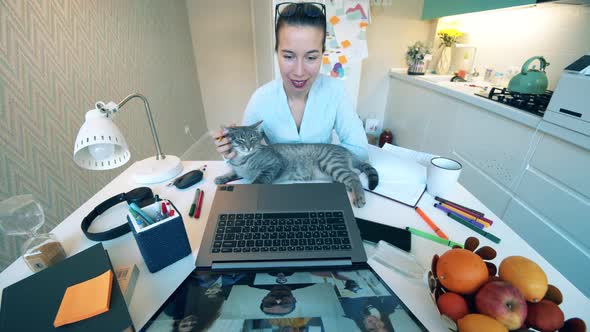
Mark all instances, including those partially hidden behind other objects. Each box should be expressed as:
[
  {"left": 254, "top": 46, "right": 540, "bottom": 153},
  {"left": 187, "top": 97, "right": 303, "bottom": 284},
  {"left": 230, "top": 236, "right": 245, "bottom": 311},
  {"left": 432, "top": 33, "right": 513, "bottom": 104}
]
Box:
[
  {"left": 447, "top": 213, "right": 501, "bottom": 244},
  {"left": 406, "top": 227, "right": 463, "bottom": 248}
]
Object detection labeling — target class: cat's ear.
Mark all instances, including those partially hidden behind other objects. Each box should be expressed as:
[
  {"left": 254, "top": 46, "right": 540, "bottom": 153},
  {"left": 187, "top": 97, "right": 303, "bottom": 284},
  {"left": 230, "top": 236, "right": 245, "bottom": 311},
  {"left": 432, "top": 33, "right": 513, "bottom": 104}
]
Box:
[{"left": 250, "top": 120, "right": 263, "bottom": 132}]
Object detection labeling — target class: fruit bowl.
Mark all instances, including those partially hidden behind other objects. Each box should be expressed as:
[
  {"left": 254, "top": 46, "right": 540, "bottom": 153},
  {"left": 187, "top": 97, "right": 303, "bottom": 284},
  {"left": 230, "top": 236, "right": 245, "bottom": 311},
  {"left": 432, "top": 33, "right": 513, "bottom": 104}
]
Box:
[{"left": 426, "top": 237, "right": 586, "bottom": 332}]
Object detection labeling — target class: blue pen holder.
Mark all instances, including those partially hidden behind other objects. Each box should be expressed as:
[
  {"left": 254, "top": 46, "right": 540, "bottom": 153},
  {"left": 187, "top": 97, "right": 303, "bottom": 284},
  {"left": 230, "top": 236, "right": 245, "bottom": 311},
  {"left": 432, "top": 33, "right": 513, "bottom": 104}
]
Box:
[{"left": 127, "top": 200, "right": 191, "bottom": 273}]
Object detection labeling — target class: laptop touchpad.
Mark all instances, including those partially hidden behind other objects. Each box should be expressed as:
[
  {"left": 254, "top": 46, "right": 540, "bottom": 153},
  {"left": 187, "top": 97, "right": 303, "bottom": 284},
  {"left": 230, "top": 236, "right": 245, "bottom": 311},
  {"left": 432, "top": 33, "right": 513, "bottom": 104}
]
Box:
[{"left": 257, "top": 184, "right": 331, "bottom": 210}]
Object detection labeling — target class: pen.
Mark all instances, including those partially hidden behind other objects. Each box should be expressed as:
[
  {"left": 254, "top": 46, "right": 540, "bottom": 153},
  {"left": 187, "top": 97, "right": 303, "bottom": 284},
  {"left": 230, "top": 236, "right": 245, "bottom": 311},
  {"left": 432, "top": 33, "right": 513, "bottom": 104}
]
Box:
[
  {"left": 195, "top": 189, "right": 204, "bottom": 219},
  {"left": 440, "top": 202, "right": 492, "bottom": 228},
  {"left": 189, "top": 188, "right": 200, "bottom": 217},
  {"left": 434, "top": 196, "right": 485, "bottom": 218},
  {"left": 406, "top": 227, "right": 463, "bottom": 248},
  {"left": 415, "top": 206, "right": 448, "bottom": 239},
  {"left": 447, "top": 213, "right": 501, "bottom": 244},
  {"left": 435, "top": 203, "right": 485, "bottom": 229}
]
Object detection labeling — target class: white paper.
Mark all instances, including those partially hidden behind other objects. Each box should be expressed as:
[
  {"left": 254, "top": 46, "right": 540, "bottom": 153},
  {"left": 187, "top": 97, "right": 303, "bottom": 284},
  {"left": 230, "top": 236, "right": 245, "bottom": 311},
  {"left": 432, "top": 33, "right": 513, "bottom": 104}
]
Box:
[
  {"left": 381, "top": 143, "right": 438, "bottom": 168},
  {"left": 360, "top": 145, "right": 428, "bottom": 207}
]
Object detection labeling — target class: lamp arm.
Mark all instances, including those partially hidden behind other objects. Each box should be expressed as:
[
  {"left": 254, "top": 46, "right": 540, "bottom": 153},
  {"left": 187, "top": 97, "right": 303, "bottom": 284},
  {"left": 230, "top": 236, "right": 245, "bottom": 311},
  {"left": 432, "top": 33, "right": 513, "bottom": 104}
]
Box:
[{"left": 116, "top": 93, "right": 165, "bottom": 160}]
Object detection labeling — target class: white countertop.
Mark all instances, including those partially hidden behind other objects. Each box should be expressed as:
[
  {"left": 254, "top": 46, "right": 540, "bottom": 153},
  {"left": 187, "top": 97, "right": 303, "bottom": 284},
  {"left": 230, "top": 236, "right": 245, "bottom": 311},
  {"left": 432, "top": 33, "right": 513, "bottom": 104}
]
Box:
[
  {"left": 389, "top": 68, "right": 542, "bottom": 128},
  {"left": 388, "top": 68, "right": 590, "bottom": 151}
]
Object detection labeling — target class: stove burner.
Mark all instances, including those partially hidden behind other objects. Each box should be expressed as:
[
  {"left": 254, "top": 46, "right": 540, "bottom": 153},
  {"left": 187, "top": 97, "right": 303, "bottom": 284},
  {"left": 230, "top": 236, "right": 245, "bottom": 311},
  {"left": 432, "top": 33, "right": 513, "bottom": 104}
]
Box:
[{"left": 475, "top": 87, "right": 553, "bottom": 117}]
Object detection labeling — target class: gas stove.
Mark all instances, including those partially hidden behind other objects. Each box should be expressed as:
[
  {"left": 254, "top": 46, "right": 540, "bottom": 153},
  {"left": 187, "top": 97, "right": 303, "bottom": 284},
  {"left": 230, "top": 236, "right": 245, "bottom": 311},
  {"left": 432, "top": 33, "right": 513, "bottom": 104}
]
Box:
[{"left": 475, "top": 87, "right": 553, "bottom": 117}]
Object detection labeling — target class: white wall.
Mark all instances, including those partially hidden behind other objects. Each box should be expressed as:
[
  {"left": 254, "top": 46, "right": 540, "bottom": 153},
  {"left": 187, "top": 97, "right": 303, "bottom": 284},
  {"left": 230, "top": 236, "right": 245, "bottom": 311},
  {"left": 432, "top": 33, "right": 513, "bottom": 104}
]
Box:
[
  {"left": 251, "top": 0, "right": 274, "bottom": 87},
  {"left": 437, "top": 3, "right": 590, "bottom": 90},
  {"left": 186, "top": 0, "right": 258, "bottom": 129},
  {"left": 357, "top": 1, "right": 435, "bottom": 129}
]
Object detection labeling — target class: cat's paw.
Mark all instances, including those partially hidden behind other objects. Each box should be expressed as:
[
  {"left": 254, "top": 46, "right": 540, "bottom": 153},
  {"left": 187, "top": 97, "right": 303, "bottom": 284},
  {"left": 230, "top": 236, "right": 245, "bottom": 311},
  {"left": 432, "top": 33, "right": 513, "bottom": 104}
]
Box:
[
  {"left": 214, "top": 176, "right": 228, "bottom": 185},
  {"left": 352, "top": 191, "right": 366, "bottom": 208}
]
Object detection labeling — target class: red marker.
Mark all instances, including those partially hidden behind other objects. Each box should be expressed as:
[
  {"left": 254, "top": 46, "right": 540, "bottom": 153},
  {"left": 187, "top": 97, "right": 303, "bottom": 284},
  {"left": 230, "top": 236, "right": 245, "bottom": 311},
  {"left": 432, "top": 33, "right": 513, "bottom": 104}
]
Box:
[
  {"left": 161, "top": 202, "right": 168, "bottom": 215},
  {"left": 195, "top": 190, "right": 204, "bottom": 219}
]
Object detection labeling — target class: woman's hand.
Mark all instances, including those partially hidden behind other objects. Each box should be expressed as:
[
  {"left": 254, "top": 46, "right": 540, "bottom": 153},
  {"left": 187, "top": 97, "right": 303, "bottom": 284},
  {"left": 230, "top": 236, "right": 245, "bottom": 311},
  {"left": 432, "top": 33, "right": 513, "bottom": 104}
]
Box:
[{"left": 211, "top": 124, "right": 236, "bottom": 160}]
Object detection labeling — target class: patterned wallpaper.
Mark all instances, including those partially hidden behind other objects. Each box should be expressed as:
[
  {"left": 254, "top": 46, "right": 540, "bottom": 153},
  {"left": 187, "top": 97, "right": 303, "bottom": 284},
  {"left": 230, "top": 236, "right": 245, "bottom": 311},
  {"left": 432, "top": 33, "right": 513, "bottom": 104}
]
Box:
[{"left": 0, "top": 0, "right": 207, "bottom": 270}]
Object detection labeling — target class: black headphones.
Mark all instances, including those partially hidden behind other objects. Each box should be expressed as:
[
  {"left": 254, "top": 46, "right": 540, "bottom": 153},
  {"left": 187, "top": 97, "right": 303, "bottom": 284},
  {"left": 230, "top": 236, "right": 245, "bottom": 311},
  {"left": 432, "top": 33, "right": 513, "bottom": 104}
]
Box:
[{"left": 81, "top": 187, "right": 154, "bottom": 241}]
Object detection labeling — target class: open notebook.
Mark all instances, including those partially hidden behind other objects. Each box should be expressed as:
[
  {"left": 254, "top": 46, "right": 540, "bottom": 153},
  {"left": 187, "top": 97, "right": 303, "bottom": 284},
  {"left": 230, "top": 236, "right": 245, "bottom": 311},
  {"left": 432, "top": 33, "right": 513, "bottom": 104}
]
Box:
[{"left": 360, "top": 144, "right": 437, "bottom": 207}]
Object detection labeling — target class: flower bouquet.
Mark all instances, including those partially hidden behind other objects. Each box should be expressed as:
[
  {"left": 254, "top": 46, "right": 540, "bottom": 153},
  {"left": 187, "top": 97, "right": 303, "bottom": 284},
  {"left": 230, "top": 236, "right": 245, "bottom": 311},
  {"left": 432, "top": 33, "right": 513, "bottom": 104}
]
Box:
[{"left": 437, "top": 28, "right": 463, "bottom": 48}]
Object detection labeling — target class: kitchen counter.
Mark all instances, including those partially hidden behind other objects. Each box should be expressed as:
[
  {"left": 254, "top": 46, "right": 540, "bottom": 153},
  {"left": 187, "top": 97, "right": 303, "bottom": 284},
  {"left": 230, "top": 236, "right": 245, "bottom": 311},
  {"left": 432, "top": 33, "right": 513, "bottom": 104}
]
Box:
[
  {"left": 389, "top": 68, "right": 542, "bottom": 128},
  {"left": 388, "top": 68, "right": 590, "bottom": 150}
]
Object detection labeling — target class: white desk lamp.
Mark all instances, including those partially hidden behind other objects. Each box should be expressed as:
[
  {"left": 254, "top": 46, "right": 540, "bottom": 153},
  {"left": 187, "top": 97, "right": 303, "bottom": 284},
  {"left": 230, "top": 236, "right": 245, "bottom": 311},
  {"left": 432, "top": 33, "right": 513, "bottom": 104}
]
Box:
[{"left": 73, "top": 93, "right": 183, "bottom": 184}]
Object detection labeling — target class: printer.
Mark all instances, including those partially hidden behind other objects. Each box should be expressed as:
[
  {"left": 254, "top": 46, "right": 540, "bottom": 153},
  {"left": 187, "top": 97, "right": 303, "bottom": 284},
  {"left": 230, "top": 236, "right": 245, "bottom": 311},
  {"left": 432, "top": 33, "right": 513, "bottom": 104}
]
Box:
[{"left": 543, "top": 54, "right": 590, "bottom": 137}]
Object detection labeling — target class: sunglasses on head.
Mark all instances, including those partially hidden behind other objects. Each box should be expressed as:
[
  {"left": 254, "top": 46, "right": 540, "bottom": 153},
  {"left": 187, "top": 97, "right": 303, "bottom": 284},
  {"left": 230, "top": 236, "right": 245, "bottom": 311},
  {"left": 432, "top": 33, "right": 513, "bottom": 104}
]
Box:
[{"left": 275, "top": 2, "right": 326, "bottom": 25}]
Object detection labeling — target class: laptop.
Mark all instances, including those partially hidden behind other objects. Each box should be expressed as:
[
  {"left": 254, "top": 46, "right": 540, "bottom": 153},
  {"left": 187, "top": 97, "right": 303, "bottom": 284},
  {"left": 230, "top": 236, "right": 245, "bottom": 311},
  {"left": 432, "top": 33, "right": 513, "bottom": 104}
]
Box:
[{"left": 195, "top": 183, "right": 367, "bottom": 270}]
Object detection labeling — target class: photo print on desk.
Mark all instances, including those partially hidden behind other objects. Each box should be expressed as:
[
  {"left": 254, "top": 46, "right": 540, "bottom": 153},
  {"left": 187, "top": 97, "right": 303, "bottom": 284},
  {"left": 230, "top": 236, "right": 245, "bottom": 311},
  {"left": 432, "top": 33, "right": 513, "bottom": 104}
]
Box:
[{"left": 143, "top": 268, "right": 426, "bottom": 332}]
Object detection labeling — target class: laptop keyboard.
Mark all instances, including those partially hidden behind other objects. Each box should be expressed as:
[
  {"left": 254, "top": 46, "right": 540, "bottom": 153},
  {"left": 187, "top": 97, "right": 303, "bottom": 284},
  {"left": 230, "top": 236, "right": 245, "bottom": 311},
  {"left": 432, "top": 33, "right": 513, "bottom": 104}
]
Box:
[{"left": 210, "top": 211, "right": 351, "bottom": 253}]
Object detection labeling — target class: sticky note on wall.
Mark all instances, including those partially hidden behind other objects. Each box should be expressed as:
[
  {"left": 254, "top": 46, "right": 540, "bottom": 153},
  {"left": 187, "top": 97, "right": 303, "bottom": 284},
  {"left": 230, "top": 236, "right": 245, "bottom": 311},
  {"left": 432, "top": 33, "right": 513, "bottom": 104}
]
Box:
[
  {"left": 323, "top": 56, "right": 330, "bottom": 65},
  {"left": 329, "top": 16, "right": 340, "bottom": 25},
  {"left": 338, "top": 55, "right": 348, "bottom": 65},
  {"left": 341, "top": 40, "right": 351, "bottom": 48},
  {"left": 360, "top": 21, "right": 369, "bottom": 28}
]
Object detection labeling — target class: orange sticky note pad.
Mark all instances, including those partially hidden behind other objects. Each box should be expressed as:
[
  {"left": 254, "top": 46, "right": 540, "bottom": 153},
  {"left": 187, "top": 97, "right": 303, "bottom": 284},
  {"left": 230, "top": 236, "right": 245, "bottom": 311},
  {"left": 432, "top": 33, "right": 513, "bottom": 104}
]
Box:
[
  {"left": 338, "top": 55, "right": 348, "bottom": 64},
  {"left": 54, "top": 270, "right": 113, "bottom": 327},
  {"left": 341, "top": 40, "right": 351, "bottom": 48},
  {"left": 360, "top": 21, "right": 369, "bottom": 28},
  {"left": 329, "top": 16, "right": 340, "bottom": 25},
  {"left": 323, "top": 56, "right": 330, "bottom": 65}
]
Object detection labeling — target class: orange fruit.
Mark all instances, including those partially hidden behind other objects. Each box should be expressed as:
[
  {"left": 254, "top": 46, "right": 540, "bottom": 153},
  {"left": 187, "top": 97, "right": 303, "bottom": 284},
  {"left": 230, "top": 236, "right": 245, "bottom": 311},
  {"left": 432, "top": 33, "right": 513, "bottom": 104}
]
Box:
[
  {"left": 436, "top": 292, "right": 470, "bottom": 321},
  {"left": 499, "top": 256, "right": 548, "bottom": 303},
  {"left": 458, "top": 314, "right": 508, "bottom": 332},
  {"left": 436, "top": 248, "right": 489, "bottom": 294}
]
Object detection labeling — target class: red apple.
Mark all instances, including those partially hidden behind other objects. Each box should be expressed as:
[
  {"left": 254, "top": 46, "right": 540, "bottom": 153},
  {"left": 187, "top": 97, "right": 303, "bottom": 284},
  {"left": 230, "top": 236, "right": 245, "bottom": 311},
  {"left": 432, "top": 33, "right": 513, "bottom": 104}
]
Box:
[
  {"left": 437, "top": 291, "right": 470, "bottom": 321},
  {"left": 526, "top": 299, "right": 565, "bottom": 332},
  {"left": 475, "top": 281, "right": 528, "bottom": 330}
]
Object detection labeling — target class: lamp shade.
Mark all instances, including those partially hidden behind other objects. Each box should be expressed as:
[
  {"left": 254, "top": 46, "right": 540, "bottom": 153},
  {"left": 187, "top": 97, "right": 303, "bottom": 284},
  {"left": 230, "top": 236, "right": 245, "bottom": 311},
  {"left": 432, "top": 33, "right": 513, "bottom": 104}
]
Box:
[{"left": 73, "top": 109, "right": 130, "bottom": 170}]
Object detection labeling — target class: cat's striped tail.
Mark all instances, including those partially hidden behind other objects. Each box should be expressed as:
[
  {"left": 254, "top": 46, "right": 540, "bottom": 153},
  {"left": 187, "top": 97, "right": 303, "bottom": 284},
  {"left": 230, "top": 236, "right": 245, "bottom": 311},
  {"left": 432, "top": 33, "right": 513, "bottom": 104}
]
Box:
[{"left": 358, "top": 162, "right": 379, "bottom": 190}]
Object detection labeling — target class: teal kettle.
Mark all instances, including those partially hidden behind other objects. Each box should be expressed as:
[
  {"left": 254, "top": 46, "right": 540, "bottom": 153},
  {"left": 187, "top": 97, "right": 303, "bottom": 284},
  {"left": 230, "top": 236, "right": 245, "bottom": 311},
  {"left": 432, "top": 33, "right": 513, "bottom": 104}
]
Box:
[{"left": 508, "top": 56, "right": 550, "bottom": 94}]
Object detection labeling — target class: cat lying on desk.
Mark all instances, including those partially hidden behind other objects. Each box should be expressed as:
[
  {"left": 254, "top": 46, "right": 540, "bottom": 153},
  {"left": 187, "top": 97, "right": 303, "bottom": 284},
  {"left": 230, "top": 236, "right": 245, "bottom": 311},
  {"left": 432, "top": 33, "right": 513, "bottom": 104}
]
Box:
[{"left": 214, "top": 121, "right": 379, "bottom": 208}]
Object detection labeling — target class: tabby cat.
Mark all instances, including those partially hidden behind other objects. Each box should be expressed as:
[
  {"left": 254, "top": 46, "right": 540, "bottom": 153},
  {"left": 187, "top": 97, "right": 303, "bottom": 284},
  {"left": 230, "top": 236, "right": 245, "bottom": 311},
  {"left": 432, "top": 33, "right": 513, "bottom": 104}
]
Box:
[{"left": 214, "top": 121, "right": 379, "bottom": 208}]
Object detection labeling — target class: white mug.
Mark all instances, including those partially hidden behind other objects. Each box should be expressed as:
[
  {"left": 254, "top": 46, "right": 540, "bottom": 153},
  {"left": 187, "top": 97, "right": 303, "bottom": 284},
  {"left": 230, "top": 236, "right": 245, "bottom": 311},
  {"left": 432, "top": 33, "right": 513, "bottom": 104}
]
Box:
[{"left": 426, "top": 157, "right": 462, "bottom": 198}]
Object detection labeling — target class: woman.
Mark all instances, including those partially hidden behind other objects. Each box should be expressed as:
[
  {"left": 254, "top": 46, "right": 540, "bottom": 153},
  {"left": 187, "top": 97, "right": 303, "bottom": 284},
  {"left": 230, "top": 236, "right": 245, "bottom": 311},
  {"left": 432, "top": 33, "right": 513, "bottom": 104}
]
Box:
[{"left": 212, "top": 2, "right": 368, "bottom": 161}]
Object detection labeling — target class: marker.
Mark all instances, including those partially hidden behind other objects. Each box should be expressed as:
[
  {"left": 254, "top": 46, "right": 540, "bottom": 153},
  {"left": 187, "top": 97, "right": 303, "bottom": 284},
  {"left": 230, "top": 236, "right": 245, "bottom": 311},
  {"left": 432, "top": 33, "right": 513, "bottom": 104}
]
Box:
[
  {"left": 440, "top": 203, "right": 492, "bottom": 228},
  {"left": 435, "top": 196, "right": 485, "bottom": 218},
  {"left": 129, "top": 209, "right": 145, "bottom": 226},
  {"left": 195, "top": 189, "right": 204, "bottom": 219},
  {"left": 406, "top": 227, "right": 463, "bottom": 248},
  {"left": 129, "top": 203, "right": 154, "bottom": 225},
  {"left": 435, "top": 203, "right": 484, "bottom": 229},
  {"left": 189, "top": 188, "right": 201, "bottom": 217},
  {"left": 447, "top": 213, "right": 501, "bottom": 244},
  {"left": 415, "top": 206, "right": 448, "bottom": 239},
  {"left": 162, "top": 202, "right": 168, "bottom": 215}
]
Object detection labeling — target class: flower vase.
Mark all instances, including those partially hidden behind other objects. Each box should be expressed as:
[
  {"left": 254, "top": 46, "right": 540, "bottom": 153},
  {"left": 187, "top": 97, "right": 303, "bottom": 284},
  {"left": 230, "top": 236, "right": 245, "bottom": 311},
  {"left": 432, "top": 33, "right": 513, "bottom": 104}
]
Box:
[
  {"left": 436, "top": 47, "right": 452, "bottom": 74},
  {"left": 407, "top": 60, "right": 426, "bottom": 75}
]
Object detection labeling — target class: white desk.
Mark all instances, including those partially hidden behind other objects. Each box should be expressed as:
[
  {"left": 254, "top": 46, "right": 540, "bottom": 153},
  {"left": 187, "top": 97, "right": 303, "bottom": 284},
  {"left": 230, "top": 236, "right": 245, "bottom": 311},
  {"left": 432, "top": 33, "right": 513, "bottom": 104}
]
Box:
[{"left": 1, "top": 159, "right": 589, "bottom": 331}]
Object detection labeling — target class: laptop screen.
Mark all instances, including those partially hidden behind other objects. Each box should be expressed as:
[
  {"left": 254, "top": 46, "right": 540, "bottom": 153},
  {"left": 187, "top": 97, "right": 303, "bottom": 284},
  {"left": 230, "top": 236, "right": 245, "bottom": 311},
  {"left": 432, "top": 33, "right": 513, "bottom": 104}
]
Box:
[{"left": 144, "top": 266, "right": 427, "bottom": 331}]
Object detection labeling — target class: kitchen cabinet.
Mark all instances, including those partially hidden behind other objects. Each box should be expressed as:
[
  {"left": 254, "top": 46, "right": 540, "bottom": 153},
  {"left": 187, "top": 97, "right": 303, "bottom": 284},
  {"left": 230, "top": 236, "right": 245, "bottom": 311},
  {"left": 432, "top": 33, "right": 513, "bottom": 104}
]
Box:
[
  {"left": 503, "top": 198, "right": 590, "bottom": 296},
  {"left": 386, "top": 74, "right": 590, "bottom": 296},
  {"left": 422, "top": 0, "right": 535, "bottom": 20},
  {"left": 385, "top": 77, "right": 527, "bottom": 215}
]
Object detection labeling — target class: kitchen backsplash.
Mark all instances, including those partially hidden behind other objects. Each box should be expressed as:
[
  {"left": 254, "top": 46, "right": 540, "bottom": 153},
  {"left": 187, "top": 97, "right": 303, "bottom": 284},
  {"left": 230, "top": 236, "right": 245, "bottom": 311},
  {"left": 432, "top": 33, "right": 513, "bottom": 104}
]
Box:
[{"left": 436, "top": 3, "right": 590, "bottom": 90}]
